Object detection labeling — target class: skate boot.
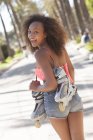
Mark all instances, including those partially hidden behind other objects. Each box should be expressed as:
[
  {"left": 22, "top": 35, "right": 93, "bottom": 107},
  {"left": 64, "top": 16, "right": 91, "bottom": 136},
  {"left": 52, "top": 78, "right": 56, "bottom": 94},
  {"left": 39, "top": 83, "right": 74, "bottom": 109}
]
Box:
[
  {"left": 54, "top": 67, "right": 77, "bottom": 112},
  {"left": 31, "top": 91, "right": 47, "bottom": 128}
]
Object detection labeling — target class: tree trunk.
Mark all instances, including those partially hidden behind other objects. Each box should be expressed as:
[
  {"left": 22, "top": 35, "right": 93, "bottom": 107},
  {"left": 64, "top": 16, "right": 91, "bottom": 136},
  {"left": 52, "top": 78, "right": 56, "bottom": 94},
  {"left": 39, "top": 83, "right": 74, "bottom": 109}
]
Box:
[
  {"left": 8, "top": 1, "right": 23, "bottom": 43},
  {"left": 8, "top": 1, "right": 21, "bottom": 31},
  {"left": 0, "top": 47, "right": 4, "bottom": 61},
  {"left": 0, "top": 13, "right": 11, "bottom": 56},
  {"left": 73, "top": 0, "right": 86, "bottom": 34},
  {"left": 57, "top": 0, "right": 72, "bottom": 39},
  {"left": 5, "top": 2, "right": 22, "bottom": 50},
  {"left": 79, "top": 0, "right": 93, "bottom": 37},
  {"left": 54, "top": 0, "right": 63, "bottom": 21},
  {"left": 63, "top": 0, "right": 79, "bottom": 38},
  {"left": 52, "top": 7, "right": 59, "bottom": 19}
]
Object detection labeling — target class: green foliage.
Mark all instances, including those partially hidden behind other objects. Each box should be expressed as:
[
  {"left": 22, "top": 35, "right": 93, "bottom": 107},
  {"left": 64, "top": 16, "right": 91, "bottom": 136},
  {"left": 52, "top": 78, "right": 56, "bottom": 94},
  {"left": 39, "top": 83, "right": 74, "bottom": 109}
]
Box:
[
  {"left": 0, "top": 44, "right": 15, "bottom": 60},
  {"left": 14, "top": 51, "right": 22, "bottom": 58},
  {"left": 15, "top": 1, "right": 40, "bottom": 20},
  {"left": 4, "top": 56, "right": 13, "bottom": 63},
  {"left": 75, "top": 35, "right": 81, "bottom": 44},
  {"left": 85, "top": 0, "right": 93, "bottom": 17},
  {"left": 85, "top": 41, "right": 93, "bottom": 51},
  {"left": 0, "top": 50, "right": 22, "bottom": 70},
  {"left": 0, "top": 56, "right": 13, "bottom": 70},
  {"left": 41, "top": 0, "right": 56, "bottom": 16},
  {"left": 0, "top": 62, "right": 8, "bottom": 69},
  {"left": 0, "top": 44, "right": 8, "bottom": 59},
  {"left": 15, "top": 48, "right": 22, "bottom": 53}
]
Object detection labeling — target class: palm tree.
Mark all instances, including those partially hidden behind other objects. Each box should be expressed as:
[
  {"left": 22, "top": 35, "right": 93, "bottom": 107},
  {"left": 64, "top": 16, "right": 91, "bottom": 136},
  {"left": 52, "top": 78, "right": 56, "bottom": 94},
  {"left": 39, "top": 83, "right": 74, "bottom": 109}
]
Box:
[
  {"left": 0, "top": 45, "right": 4, "bottom": 60},
  {"left": 56, "top": 0, "right": 73, "bottom": 38},
  {"left": 54, "top": 0, "right": 63, "bottom": 20},
  {"left": 52, "top": 7, "right": 59, "bottom": 19},
  {"left": 10, "top": 0, "right": 40, "bottom": 44},
  {"left": 8, "top": 1, "right": 24, "bottom": 43},
  {"left": 79, "top": 0, "right": 93, "bottom": 37},
  {"left": 79, "top": 0, "right": 91, "bottom": 22},
  {"left": 63, "top": 0, "right": 79, "bottom": 38},
  {"left": 0, "top": 13, "right": 11, "bottom": 56},
  {"left": 4, "top": 1, "right": 22, "bottom": 50},
  {"left": 8, "top": 1, "right": 21, "bottom": 33},
  {"left": 73, "top": 0, "right": 86, "bottom": 33}
]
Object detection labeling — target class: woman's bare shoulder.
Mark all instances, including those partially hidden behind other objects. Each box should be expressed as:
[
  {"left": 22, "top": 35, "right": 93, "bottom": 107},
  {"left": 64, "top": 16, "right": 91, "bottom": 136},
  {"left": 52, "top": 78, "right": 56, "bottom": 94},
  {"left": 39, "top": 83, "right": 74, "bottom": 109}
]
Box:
[{"left": 35, "top": 48, "right": 49, "bottom": 62}]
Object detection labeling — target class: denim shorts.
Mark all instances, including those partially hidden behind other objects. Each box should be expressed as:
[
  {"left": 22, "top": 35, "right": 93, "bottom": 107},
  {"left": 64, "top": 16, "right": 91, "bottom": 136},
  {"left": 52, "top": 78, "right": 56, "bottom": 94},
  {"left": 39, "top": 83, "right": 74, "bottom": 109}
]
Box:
[{"left": 44, "top": 91, "right": 83, "bottom": 118}]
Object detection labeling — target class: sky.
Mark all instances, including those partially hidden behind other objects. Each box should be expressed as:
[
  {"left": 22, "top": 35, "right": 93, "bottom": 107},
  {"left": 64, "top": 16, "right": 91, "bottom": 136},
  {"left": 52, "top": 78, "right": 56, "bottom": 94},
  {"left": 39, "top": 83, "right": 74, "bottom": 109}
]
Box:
[
  {"left": 69, "top": 0, "right": 73, "bottom": 7},
  {"left": 0, "top": 6, "right": 13, "bottom": 33},
  {"left": 0, "top": 0, "right": 74, "bottom": 33}
]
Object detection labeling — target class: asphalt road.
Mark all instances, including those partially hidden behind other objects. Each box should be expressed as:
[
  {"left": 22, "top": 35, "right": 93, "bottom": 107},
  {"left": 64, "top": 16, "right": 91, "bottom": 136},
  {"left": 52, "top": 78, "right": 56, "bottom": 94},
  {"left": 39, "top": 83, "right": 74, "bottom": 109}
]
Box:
[{"left": 0, "top": 41, "right": 93, "bottom": 140}]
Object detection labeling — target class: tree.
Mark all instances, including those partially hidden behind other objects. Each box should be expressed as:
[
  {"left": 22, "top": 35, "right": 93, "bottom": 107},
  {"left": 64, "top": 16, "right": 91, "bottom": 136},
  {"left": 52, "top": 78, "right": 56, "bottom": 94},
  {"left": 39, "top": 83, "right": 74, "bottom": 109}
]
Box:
[
  {"left": 73, "top": 0, "right": 86, "bottom": 33},
  {"left": 39, "top": 0, "right": 55, "bottom": 17},
  {"left": 54, "top": 0, "right": 71, "bottom": 38},
  {"left": 63, "top": 0, "right": 79, "bottom": 38},
  {"left": 8, "top": 0, "right": 23, "bottom": 43},
  {"left": 12, "top": 0, "right": 40, "bottom": 45},
  {"left": 0, "top": 46, "right": 4, "bottom": 61},
  {"left": 4, "top": 1, "right": 22, "bottom": 50},
  {"left": 86, "top": 0, "right": 93, "bottom": 17},
  {"left": 0, "top": 13, "right": 11, "bottom": 56},
  {"left": 79, "top": 0, "right": 93, "bottom": 37}
]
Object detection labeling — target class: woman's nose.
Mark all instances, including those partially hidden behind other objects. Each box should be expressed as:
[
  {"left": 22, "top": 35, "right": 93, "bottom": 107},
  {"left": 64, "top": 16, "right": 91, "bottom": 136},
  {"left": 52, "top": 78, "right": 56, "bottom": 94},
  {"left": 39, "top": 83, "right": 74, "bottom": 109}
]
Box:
[{"left": 28, "top": 32, "right": 35, "bottom": 38}]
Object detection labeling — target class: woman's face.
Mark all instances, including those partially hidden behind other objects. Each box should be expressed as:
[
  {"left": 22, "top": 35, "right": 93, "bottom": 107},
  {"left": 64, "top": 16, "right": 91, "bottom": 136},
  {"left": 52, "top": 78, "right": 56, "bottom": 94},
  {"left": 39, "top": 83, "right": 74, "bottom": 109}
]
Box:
[{"left": 28, "top": 21, "right": 46, "bottom": 47}]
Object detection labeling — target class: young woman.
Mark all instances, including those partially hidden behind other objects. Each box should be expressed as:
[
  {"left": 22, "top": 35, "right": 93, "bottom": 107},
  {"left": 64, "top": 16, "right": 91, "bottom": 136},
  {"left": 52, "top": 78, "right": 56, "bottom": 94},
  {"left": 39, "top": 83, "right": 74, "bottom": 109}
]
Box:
[{"left": 23, "top": 14, "right": 85, "bottom": 140}]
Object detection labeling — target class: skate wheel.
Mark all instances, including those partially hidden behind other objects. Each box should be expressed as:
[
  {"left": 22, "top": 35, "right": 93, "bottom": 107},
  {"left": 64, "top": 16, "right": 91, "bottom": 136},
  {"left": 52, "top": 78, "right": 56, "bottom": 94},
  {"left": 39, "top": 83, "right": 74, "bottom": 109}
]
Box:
[
  {"left": 35, "top": 120, "right": 41, "bottom": 128},
  {"left": 59, "top": 102, "right": 65, "bottom": 112}
]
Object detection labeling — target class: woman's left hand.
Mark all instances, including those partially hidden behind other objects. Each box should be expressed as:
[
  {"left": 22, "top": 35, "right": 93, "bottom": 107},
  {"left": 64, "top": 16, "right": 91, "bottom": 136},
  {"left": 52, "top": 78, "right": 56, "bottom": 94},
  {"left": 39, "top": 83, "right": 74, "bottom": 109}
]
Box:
[{"left": 29, "top": 80, "right": 40, "bottom": 91}]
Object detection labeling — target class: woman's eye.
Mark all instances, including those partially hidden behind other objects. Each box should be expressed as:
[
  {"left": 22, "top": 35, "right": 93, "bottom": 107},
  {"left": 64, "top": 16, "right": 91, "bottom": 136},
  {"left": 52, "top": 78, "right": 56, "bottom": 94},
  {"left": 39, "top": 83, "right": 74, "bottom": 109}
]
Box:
[
  {"left": 28, "top": 30, "right": 31, "bottom": 34},
  {"left": 34, "top": 31, "right": 38, "bottom": 34}
]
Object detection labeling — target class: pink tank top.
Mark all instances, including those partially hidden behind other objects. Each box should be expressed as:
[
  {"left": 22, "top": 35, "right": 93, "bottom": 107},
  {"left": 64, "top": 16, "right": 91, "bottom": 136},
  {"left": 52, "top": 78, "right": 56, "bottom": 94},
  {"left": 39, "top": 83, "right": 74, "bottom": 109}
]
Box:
[
  {"left": 35, "top": 63, "right": 73, "bottom": 83},
  {"left": 62, "top": 63, "right": 73, "bottom": 83}
]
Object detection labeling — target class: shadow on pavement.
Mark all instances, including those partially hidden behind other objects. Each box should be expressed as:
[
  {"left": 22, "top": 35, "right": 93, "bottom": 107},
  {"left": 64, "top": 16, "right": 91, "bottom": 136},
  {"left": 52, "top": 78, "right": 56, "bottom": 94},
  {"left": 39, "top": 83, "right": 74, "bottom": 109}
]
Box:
[
  {"left": 73, "top": 57, "right": 93, "bottom": 69},
  {"left": 0, "top": 62, "right": 35, "bottom": 79},
  {"left": 86, "top": 132, "right": 93, "bottom": 137},
  {"left": 10, "top": 119, "right": 49, "bottom": 128},
  {"left": 84, "top": 106, "right": 93, "bottom": 116},
  {"left": 77, "top": 83, "right": 93, "bottom": 90},
  {"left": 0, "top": 89, "right": 29, "bottom": 95},
  {"left": 74, "top": 63, "right": 84, "bottom": 69},
  {"left": 81, "top": 59, "right": 93, "bottom": 66},
  {"left": 83, "top": 99, "right": 93, "bottom": 104}
]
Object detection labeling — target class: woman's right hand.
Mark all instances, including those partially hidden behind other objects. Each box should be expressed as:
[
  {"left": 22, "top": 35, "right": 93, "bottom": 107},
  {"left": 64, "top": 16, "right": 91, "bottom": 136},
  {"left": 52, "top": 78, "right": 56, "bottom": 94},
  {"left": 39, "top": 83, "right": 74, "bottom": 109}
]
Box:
[{"left": 29, "top": 80, "right": 40, "bottom": 91}]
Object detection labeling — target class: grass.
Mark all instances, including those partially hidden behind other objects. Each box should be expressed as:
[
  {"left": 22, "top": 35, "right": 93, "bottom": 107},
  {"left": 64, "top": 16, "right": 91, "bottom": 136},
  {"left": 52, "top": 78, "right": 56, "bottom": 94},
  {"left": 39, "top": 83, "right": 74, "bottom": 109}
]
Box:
[
  {"left": 14, "top": 51, "right": 23, "bottom": 58},
  {"left": 85, "top": 41, "right": 93, "bottom": 52},
  {"left": 0, "top": 51, "right": 23, "bottom": 70},
  {"left": 4, "top": 56, "right": 13, "bottom": 63},
  {"left": 0, "top": 62, "right": 9, "bottom": 69}
]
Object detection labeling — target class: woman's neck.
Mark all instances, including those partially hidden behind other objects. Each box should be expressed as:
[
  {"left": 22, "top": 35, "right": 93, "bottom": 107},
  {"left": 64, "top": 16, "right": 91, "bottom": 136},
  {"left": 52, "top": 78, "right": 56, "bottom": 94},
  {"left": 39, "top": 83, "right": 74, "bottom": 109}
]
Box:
[{"left": 38, "top": 41, "right": 48, "bottom": 49}]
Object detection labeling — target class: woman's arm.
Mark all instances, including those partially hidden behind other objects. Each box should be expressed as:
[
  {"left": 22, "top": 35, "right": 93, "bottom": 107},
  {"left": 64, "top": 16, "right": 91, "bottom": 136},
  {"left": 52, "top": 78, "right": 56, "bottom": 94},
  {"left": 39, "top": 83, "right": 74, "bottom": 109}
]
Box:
[
  {"left": 29, "top": 49, "right": 57, "bottom": 92},
  {"left": 64, "top": 48, "right": 75, "bottom": 83}
]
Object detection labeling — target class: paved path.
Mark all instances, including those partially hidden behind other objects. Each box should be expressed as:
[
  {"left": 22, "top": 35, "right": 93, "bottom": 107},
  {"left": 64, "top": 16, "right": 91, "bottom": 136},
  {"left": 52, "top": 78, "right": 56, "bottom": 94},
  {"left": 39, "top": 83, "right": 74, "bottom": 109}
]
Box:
[{"left": 0, "top": 42, "right": 93, "bottom": 140}]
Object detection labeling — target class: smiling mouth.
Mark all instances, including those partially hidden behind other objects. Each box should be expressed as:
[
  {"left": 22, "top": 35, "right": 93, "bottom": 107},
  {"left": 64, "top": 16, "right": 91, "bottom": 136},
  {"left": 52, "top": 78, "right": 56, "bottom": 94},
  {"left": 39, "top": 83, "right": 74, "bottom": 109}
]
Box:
[
  {"left": 30, "top": 39, "right": 38, "bottom": 46},
  {"left": 31, "top": 39, "right": 37, "bottom": 43}
]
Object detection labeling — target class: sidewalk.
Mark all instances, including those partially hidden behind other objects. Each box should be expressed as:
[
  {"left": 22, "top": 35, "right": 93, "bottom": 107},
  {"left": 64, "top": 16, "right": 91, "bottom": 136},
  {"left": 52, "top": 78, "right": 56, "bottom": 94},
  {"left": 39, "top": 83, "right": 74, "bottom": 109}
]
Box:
[
  {"left": 0, "top": 42, "right": 93, "bottom": 140},
  {"left": 0, "top": 56, "right": 60, "bottom": 140},
  {"left": 73, "top": 41, "right": 93, "bottom": 61}
]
